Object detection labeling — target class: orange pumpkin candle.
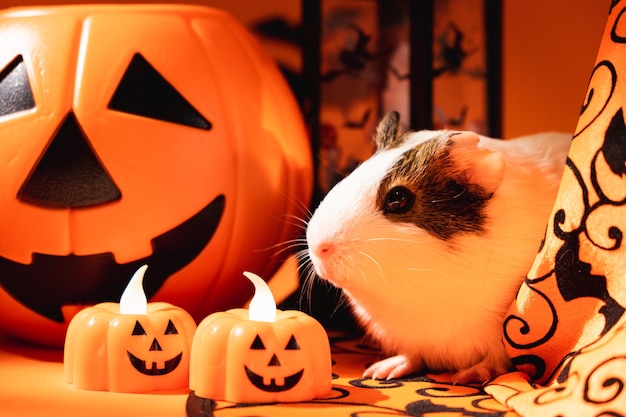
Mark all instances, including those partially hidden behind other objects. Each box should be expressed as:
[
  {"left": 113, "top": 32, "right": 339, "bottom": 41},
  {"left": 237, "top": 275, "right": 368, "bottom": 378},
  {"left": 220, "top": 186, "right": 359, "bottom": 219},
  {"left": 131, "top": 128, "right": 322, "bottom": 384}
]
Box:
[
  {"left": 190, "top": 272, "right": 332, "bottom": 403},
  {"left": 64, "top": 265, "right": 197, "bottom": 392}
]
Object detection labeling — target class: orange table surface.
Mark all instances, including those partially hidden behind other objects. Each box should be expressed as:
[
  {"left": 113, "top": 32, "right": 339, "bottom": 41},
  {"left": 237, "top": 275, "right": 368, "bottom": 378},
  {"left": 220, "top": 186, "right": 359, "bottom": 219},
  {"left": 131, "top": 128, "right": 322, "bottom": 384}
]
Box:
[{"left": 0, "top": 331, "right": 518, "bottom": 417}]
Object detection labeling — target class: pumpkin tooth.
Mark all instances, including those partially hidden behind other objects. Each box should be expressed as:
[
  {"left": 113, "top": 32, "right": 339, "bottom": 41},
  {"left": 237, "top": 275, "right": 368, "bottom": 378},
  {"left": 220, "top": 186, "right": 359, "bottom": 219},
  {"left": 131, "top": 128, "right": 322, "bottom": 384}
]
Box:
[{"left": 146, "top": 359, "right": 166, "bottom": 370}]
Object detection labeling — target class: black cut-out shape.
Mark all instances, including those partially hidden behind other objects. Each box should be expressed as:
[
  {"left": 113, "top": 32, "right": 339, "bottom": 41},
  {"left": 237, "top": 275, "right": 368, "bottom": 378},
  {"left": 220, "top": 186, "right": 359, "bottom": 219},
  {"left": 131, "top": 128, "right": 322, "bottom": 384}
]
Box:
[
  {"left": 150, "top": 338, "right": 163, "bottom": 351},
  {"left": 510, "top": 354, "right": 547, "bottom": 381},
  {"left": 553, "top": 210, "right": 625, "bottom": 335},
  {"left": 575, "top": 60, "right": 617, "bottom": 138},
  {"left": 349, "top": 377, "right": 404, "bottom": 389},
  {"left": 0, "top": 55, "right": 35, "bottom": 117},
  {"left": 611, "top": 6, "right": 626, "bottom": 43},
  {"left": 127, "top": 351, "right": 182, "bottom": 376},
  {"left": 0, "top": 195, "right": 225, "bottom": 322},
  {"left": 109, "top": 53, "right": 211, "bottom": 130},
  {"left": 165, "top": 319, "right": 178, "bottom": 335},
  {"left": 610, "top": 0, "right": 621, "bottom": 14},
  {"left": 406, "top": 399, "right": 501, "bottom": 417},
  {"left": 267, "top": 354, "right": 281, "bottom": 366},
  {"left": 602, "top": 109, "right": 626, "bottom": 177},
  {"left": 244, "top": 366, "right": 303, "bottom": 392},
  {"left": 285, "top": 335, "right": 300, "bottom": 350},
  {"left": 17, "top": 112, "right": 121, "bottom": 208},
  {"left": 185, "top": 392, "right": 217, "bottom": 416},
  {"left": 132, "top": 321, "right": 147, "bottom": 336},
  {"left": 250, "top": 335, "right": 265, "bottom": 350}
]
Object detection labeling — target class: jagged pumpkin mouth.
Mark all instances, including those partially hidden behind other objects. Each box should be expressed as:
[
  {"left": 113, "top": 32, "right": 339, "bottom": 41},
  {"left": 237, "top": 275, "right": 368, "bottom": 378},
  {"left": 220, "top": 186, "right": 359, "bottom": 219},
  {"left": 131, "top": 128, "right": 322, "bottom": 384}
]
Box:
[
  {"left": 244, "top": 366, "right": 304, "bottom": 392},
  {"left": 127, "top": 351, "right": 183, "bottom": 376},
  {"left": 0, "top": 195, "right": 225, "bottom": 323}
]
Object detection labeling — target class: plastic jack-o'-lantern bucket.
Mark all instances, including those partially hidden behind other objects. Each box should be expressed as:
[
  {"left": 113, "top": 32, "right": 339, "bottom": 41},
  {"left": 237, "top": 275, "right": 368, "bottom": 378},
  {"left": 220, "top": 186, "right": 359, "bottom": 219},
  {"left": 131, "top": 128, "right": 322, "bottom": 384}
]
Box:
[{"left": 0, "top": 4, "right": 312, "bottom": 347}]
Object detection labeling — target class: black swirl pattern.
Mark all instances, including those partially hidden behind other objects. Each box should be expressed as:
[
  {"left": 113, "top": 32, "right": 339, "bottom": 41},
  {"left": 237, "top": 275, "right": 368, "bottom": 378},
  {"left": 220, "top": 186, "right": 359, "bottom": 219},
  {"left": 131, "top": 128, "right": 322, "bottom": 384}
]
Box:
[
  {"left": 186, "top": 3, "right": 626, "bottom": 416},
  {"left": 583, "top": 356, "right": 626, "bottom": 405},
  {"left": 496, "top": 3, "right": 626, "bottom": 416},
  {"left": 575, "top": 61, "right": 617, "bottom": 137},
  {"left": 186, "top": 335, "right": 511, "bottom": 416}
]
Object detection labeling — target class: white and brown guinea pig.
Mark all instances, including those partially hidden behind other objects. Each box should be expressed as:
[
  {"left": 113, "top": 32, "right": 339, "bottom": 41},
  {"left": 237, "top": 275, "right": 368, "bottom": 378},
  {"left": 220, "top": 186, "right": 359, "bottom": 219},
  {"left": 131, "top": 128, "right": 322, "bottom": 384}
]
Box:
[{"left": 306, "top": 111, "right": 571, "bottom": 383}]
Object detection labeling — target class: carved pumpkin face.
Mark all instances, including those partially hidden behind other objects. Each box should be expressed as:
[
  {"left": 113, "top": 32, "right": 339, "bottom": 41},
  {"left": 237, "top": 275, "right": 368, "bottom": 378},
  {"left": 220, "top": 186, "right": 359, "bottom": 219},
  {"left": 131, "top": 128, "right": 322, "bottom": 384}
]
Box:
[
  {"left": 0, "top": 5, "right": 312, "bottom": 347},
  {"left": 190, "top": 309, "right": 332, "bottom": 403},
  {"left": 64, "top": 301, "right": 197, "bottom": 392},
  {"left": 244, "top": 333, "right": 305, "bottom": 393}
]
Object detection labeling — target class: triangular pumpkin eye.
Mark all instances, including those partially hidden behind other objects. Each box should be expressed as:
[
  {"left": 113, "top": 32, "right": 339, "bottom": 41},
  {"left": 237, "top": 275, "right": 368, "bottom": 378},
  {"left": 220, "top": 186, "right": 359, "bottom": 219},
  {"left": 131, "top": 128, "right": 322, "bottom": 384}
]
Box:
[
  {"left": 164, "top": 319, "right": 178, "bottom": 335},
  {"left": 250, "top": 334, "right": 265, "bottom": 350},
  {"left": 285, "top": 335, "right": 300, "bottom": 350},
  {"left": 17, "top": 112, "right": 121, "bottom": 208},
  {"left": 0, "top": 55, "right": 35, "bottom": 117},
  {"left": 108, "top": 53, "right": 211, "bottom": 130},
  {"left": 132, "top": 320, "right": 147, "bottom": 336}
]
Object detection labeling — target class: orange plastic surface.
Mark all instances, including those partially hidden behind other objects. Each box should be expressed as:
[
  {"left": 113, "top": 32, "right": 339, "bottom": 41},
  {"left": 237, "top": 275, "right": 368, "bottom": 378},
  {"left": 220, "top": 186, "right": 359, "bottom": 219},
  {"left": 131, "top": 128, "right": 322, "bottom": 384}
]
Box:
[
  {"left": 64, "top": 302, "right": 196, "bottom": 393},
  {"left": 0, "top": 3, "right": 312, "bottom": 347},
  {"left": 190, "top": 308, "right": 332, "bottom": 403}
]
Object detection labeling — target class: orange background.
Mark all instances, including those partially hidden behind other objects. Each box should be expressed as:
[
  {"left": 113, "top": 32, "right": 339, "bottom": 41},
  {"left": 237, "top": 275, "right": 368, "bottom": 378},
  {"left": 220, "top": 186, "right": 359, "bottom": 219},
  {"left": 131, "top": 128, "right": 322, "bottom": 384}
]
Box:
[{"left": 502, "top": 0, "right": 608, "bottom": 137}]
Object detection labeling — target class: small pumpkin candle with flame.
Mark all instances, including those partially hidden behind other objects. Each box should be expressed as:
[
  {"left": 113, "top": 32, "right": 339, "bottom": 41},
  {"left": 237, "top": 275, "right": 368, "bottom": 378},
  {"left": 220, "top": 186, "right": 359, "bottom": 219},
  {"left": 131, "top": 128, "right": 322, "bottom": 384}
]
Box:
[
  {"left": 64, "top": 265, "right": 197, "bottom": 392},
  {"left": 189, "top": 272, "right": 332, "bottom": 403}
]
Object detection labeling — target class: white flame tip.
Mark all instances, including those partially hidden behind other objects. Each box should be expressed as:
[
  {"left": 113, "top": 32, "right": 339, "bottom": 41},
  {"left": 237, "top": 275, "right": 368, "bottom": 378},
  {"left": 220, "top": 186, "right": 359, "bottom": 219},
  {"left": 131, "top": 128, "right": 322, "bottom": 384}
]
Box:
[
  {"left": 120, "top": 264, "right": 149, "bottom": 315},
  {"left": 244, "top": 271, "right": 276, "bottom": 322}
]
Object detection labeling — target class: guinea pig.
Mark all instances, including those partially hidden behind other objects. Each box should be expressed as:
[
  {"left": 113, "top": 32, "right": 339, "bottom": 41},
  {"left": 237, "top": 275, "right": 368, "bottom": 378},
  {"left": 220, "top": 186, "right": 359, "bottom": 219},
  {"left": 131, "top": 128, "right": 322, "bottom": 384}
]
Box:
[{"left": 305, "top": 111, "right": 571, "bottom": 383}]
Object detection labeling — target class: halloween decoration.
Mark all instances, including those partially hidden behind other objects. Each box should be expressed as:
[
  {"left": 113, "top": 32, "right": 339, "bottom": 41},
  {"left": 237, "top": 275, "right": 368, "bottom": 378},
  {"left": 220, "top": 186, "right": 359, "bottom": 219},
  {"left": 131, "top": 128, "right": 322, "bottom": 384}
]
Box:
[
  {"left": 0, "top": 4, "right": 312, "bottom": 347},
  {"left": 189, "top": 272, "right": 332, "bottom": 403},
  {"left": 488, "top": 3, "right": 626, "bottom": 415},
  {"left": 64, "top": 265, "right": 197, "bottom": 392}
]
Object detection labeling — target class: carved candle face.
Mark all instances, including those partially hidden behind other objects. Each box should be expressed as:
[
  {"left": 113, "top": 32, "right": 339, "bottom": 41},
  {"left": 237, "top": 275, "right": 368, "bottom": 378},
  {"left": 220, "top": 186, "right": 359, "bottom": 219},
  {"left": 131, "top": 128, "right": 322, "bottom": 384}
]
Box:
[
  {"left": 244, "top": 332, "right": 305, "bottom": 392},
  {"left": 64, "top": 265, "right": 197, "bottom": 392},
  {"left": 189, "top": 272, "right": 332, "bottom": 403}
]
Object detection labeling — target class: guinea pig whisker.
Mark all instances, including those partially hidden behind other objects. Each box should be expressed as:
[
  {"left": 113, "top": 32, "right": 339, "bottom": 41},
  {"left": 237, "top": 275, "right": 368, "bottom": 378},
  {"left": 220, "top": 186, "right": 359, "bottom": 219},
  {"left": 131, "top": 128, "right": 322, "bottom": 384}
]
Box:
[
  {"left": 280, "top": 191, "right": 313, "bottom": 220},
  {"left": 300, "top": 272, "right": 315, "bottom": 313},
  {"left": 430, "top": 182, "right": 467, "bottom": 203},
  {"left": 265, "top": 237, "right": 308, "bottom": 257},
  {"left": 298, "top": 256, "right": 319, "bottom": 313},
  {"left": 330, "top": 291, "right": 351, "bottom": 318},
  {"left": 294, "top": 247, "right": 310, "bottom": 263},
  {"left": 283, "top": 213, "right": 310, "bottom": 232},
  {"left": 407, "top": 267, "right": 431, "bottom": 273},
  {"left": 364, "top": 237, "right": 416, "bottom": 244},
  {"left": 252, "top": 238, "right": 307, "bottom": 263},
  {"left": 358, "top": 251, "right": 386, "bottom": 285}
]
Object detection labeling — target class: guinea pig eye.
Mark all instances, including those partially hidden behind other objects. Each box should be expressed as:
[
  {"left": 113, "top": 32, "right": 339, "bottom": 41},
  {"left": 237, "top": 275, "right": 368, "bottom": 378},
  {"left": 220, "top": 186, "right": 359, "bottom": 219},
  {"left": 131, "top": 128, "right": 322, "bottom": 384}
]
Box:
[{"left": 384, "top": 186, "right": 415, "bottom": 214}]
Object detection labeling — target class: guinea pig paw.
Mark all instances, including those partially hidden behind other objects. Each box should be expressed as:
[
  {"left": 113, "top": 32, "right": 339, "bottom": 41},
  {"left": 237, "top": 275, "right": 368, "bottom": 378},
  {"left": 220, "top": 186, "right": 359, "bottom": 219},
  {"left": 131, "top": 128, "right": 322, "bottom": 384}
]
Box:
[
  {"left": 451, "top": 360, "right": 510, "bottom": 385},
  {"left": 362, "top": 355, "right": 422, "bottom": 380}
]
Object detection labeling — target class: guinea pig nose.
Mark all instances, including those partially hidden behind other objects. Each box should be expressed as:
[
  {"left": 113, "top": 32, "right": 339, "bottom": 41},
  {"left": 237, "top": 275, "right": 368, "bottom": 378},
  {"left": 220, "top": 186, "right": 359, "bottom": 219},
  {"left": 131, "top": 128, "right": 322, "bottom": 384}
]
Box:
[{"left": 315, "top": 242, "right": 335, "bottom": 258}]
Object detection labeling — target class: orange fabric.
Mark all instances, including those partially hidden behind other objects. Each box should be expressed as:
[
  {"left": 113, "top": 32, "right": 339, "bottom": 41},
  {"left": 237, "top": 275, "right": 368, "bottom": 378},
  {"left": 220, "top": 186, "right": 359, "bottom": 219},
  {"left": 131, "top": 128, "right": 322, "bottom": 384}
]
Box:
[
  {"left": 0, "top": 332, "right": 517, "bottom": 417},
  {"left": 489, "top": 3, "right": 626, "bottom": 415},
  {"left": 487, "top": 313, "right": 626, "bottom": 416}
]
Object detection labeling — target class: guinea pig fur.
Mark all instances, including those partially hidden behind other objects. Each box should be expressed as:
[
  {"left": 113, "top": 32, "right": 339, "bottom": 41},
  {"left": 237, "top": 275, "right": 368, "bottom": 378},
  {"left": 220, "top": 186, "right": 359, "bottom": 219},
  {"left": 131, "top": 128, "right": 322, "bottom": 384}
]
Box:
[{"left": 306, "top": 111, "right": 571, "bottom": 383}]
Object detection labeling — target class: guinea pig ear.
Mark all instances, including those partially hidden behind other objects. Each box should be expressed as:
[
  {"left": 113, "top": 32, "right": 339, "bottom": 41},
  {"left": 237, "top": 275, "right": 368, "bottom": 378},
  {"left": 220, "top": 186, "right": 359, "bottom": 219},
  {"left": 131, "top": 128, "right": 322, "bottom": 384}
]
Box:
[
  {"left": 374, "top": 111, "right": 404, "bottom": 151},
  {"left": 448, "top": 132, "right": 505, "bottom": 195}
]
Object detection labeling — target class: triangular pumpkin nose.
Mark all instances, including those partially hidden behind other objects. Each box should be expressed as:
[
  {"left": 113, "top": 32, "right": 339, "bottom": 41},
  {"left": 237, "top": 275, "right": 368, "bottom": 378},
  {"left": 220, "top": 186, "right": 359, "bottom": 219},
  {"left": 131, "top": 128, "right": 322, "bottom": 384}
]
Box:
[
  {"left": 18, "top": 112, "right": 121, "bottom": 208},
  {"left": 149, "top": 338, "right": 163, "bottom": 352},
  {"left": 267, "top": 354, "right": 281, "bottom": 367}
]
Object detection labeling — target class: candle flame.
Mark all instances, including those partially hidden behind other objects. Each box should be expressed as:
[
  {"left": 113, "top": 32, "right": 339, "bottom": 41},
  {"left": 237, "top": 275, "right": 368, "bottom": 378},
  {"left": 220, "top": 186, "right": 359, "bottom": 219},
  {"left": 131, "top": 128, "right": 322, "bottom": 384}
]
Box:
[
  {"left": 120, "top": 265, "right": 148, "bottom": 315},
  {"left": 244, "top": 271, "right": 276, "bottom": 322}
]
